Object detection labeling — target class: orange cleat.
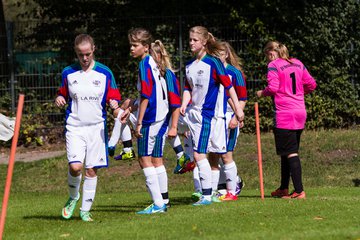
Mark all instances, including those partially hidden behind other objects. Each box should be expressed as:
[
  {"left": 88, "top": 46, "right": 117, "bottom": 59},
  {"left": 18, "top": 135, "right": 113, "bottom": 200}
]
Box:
[
  {"left": 282, "top": 191, "right": 306, "bottom": 199},
  {"left": 221, "top": 192, "right": 238, "bottom": 201}
]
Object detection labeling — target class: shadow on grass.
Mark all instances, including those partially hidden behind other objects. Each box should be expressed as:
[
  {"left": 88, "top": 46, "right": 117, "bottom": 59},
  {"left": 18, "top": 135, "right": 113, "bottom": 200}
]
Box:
[
  {"left": 352, "top": 179, "right": 360, "bottom": 187},
  {"left": 23, "top": 216, "right": 81, "bottom": 221}
]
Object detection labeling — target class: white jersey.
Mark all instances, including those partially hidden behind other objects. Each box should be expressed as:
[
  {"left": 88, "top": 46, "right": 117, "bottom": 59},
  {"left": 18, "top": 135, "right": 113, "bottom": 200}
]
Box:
[
  {"left": 137, "top": 55, "right": 169, "bottom": 124},
  {"left": 184, "top": 54, "right": 232, "bottom": 119},
  {"left": 58, "top": 61, "right": 121, "bottom": 126}
]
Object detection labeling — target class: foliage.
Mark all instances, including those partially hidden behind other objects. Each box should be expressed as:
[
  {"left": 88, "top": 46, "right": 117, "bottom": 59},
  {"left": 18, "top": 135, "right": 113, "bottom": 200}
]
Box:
[{"left": 1, "top": 0, "right": 359, "bottom": 141}]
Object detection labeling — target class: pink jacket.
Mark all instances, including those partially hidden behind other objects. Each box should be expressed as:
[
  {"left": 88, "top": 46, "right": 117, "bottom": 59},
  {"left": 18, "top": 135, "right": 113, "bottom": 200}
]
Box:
[{"left": 262, "top": 58, "right": 316, "bottom": 129}]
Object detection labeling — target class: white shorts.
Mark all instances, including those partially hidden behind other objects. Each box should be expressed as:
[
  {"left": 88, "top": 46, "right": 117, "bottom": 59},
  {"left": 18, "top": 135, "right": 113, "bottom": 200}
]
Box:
[
  {"left": 184, "top": 108, "right": 215, "bottom": 154},
  {"left": 208, "top": 116, "right": 228, "bottom": 154},
  {"left": 137, "top": 118, "right": 167, "bottom": 157},
  {"left": 66, "top": 122, "right": 108, "bottom": 168}
]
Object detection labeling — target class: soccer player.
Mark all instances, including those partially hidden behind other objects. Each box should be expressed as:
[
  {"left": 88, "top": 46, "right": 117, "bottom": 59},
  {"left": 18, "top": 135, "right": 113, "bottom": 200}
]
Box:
[
  {"left": 55, "top": 34, "right": 121, "bottom": 222},
  {"left": 180, "top": 26, "right": 244, "bottom": 206},
  {"left": 257, "top": 40, "right": 316, "bottom": 199},
  {"left": 123, "top": 28, "right": 174, "bottom": 214},
  {"left": 208, "top": 41, "right": 247, "bottom": 202}
]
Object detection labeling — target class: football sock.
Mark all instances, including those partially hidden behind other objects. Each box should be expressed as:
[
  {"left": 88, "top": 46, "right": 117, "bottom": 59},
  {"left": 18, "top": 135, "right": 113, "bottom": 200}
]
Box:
[
  {"left": 288, "top": 155, "right": 303, "bottom": 193},
  {"left": 211, "top": 169, "right": 220, "bottom": 192},
  {"left": 280, "top": 155, "right": 290, "bottom": 189},
  {"left": 197, "top": 158, "right": 212, "bottom": 199},
  {"left": 183, "top": 134, "right": 194, "bottom": 161},
  {"left": 81, "top": 176, "right": 97, "bottom": 212},
  {"left": 218, "top": 159, "right": 226, "bottom": 186},
  {"left": 121, "top": 124, "right": 132, "bottom": 142},
  {"left": 169, "top": 135, "right": 184, "bottom": 159},
  {"left": 224, "top": 161, "right": 237, "bottom": 195},
  {"left": 108, "top": 109, "right": 124, "bottom": 147},
  {"left": 155, "top": 165, "right": 168, "bottom": 204},
  {"left": 123, "top": 147, "right": 132, "bottom": 153},
  {"left": 143, "top": 167, "right": 163, "bottom": 207},
  {"left": 68, "top": 171, "right": 81, "bottom": 200},
  {"left": 193, "top": 166, "right": 202, "bottom": 193}
]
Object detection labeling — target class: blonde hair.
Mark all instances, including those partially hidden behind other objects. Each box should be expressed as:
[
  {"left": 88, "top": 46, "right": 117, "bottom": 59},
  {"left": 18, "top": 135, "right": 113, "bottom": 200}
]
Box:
[
  {"left": 74, "top": 34, "right": 95, "bottom": 49},
  {"left": 150, "top": 40, "right": 174, "bottom": 76},
  {"left": 189, "top": 26, "right": 222, "bottom": 57},
  {"left": 263, "top": 40, "right": 292, "bottom": 63},
  {"left": 220, "top": 41, "right": 244, "bottom": 73},
  {"left": 128, "top": 27, "right": 153, "bottom": 47}
]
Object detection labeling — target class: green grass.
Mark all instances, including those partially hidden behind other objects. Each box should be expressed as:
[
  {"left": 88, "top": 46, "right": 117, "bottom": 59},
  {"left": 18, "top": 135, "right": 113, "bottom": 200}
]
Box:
[{"left": 1, "top": 128, "right": 360, "bottom": 239}]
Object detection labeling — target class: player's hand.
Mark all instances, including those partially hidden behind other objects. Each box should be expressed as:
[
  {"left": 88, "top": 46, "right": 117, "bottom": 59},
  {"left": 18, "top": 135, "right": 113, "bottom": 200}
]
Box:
[
  {"left": 229, "top": 116, "right": 238, "bottom": 129},
  {"left": 239, "top": 120, "right": 244, "bottom": 128},
  {"left": 235, "top": 108, "right": 244, "bottom": 122},
  {"left": 55, "top": 96, "right": 66, "bottom": 107},
  {"left": 109, "top": 99, "right": 119, "bottom": 109},
  {"left": 120, "top": 108, "right": 130, "bottom": 124},
  {"left": 167, "top": 127, "right": 177, "bottom": 139},
  {"left": 135, "top": 123, "right": 143, "bottom": 138},
  {"left": 180, "top": 105, "right": 187, "bottom": 116},
  {"left": 256, "top": 90, "right": 263, "bottom": 98}
]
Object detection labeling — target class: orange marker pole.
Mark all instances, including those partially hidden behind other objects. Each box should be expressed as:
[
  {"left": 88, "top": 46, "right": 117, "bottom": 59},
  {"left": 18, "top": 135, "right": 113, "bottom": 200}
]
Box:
[
  {"left": 255, "top": 102, "right": 265, "bottom": 200},
  {"left": 0, "top": 94, "right": 25, "bottom": 240}
]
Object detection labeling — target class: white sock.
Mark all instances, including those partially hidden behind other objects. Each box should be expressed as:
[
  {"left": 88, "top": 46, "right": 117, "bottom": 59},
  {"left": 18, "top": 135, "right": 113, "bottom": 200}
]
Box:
[
  {"left": 120, "top": 124, "right": 132, "bottom": 142},
  {"left": 108, "top": 113, "right": 123, "bottom": 147},
  {"left": 184, "top": 135, "right": 194, "bottom": 161},
  {"left": 218, "top": 160, "right": 227, "bottom": 185},
  {"left": 123, "top": 147, "right": 132, "bottom": 153},
  {"left": 197, "top": 158, "right": 212, "bottom": 199},
  {"left": 81, "top": 176, "right": 97, "bottom": 212},
  {"left": 168, "top": 135, "right": 184, "bottom": 159},
  {"left": 155, "top": 165, "right": 169, "bottom": 204},
  {"left": 224, "top": 161, "right": 237, "bottom": 195},
  {"left": 68, "top": 172, "right": 81, "bottom": 200},
  {"left": 193, "top": 166, "right": 202, "bottom": 193},
  {"left": 211, "top": 169, "right": 220, "bottom": 193},
  {"left": 143, "top": 167, "right": 163, "bottom": 207}
]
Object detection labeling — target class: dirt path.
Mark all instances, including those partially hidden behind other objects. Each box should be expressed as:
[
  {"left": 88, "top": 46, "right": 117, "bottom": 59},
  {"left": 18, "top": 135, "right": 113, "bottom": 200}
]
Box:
[
  {"left": 0, "top": 150, "right": 66, "bottom": 164},
  {"left": 0, "top": 143, "right": 66, "bottom": 164}
]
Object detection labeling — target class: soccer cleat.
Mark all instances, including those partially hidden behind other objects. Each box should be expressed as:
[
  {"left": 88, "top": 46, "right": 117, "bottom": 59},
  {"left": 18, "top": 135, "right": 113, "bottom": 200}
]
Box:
[
  {"left": 136, "top": 203, "right": 167, "bottom": 214},
  {"left": 282, "top": 191, "right": 306, "bottom": 199},
  {"left": 108, "top": 146, "right": 115, "bottom": 157},
  {"left": 221, "top": 192, "right": 238, "bottom": 201},
  {"left": 211, "top": 192, "right": 222, "bottom": 203},
  {"left": 235, "top": 177, "right": 244, "bottom": 196},
  {"left": 180, "top": 161, "right": 196, "bottom": 174},
  {"left": 80, "top": 210, "right": 94, "bottom": 222},
  {"left": 193, "top": 196, "right": 212, "bottom": 206},
  {"left": 62, "top": 194, "right": 80, "bottom": 220},
  {"left": 173, "top": 153, "right": 191, "bottom": 174},
  {"left": 114, "top": 149, "right": 136, "bottom": 161},
  {"left": 191, "top": 192, "right": 202, "bottom": 201},
  {"left": 271, "top": 188, "right": 289, "bottom": 198}
]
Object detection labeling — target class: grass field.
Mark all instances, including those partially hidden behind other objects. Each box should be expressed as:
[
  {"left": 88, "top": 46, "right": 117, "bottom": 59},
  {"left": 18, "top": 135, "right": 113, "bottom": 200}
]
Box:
[{"left": 1, "top": 128, "right": 360, "bottom": 239}]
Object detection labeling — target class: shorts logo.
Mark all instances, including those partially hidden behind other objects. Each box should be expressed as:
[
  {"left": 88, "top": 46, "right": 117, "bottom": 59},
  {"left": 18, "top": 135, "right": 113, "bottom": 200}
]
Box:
[
  {"left": 72, "top": 80, "right": 78, "bottom": 85},
  {"left": 197, "top": 70, "right": 204, "bottom": 75},
  {"left": 99, "top": 158, "right": 104, "bottom": 162}
]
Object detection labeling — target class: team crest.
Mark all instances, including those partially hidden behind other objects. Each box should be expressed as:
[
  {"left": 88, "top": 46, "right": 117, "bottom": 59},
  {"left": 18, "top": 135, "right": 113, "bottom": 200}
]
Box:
[
  {"left": 93, "top": 79, "right": 101, "bottom": 86},
  {"left": 197, "top": 70, "right": 204, "bottom": 75}
]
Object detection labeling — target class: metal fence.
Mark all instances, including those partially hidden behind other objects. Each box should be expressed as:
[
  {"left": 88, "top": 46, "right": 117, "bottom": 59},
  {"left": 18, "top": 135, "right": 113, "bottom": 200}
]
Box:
[
  {"left": 0, "top": 15, "right": 263, "bottom": 127},
  {"left": 0, "top": 15, "right": 357, "bottom": 130}
]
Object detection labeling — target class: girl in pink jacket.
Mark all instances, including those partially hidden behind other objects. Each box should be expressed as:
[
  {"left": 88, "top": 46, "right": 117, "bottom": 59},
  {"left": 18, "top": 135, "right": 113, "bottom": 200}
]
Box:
[{"left": 257, "top": 41, "right": 316, "bottom": 199}]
